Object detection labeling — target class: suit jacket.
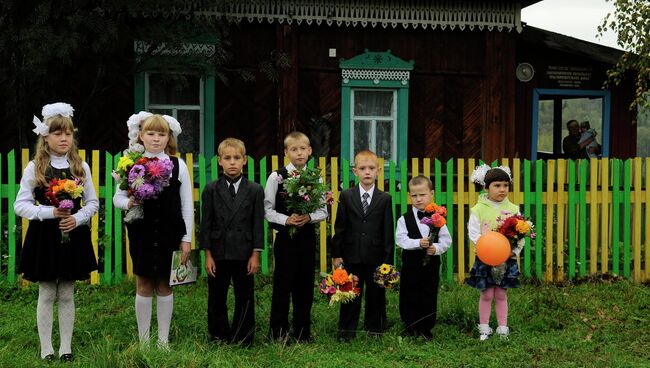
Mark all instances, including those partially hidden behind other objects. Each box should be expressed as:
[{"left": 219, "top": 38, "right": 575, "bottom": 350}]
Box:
[
  {"left": 331, "top": 185, "right": 394, "bottom": 265},
  {"left": 200, "top": 176, "right": 264, "bottom": 261}
]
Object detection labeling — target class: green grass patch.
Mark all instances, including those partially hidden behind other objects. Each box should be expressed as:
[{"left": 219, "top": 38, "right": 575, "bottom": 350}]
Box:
[{"left": 0, "top": 277, "right": 649, "bottom": 367}]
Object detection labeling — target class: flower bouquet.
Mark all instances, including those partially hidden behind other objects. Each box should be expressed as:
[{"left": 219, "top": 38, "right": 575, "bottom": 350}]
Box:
[
  {"left": 419, "top": 203, "right": 447, "bottom": 265},
  {"left": 113, "top": 151, "right": 174, "bottom": 223},
  {"left": 279, "top": 166, "right": 333, "bottom": 237},
  {"left": 44, "top": 176, "right": 84, "bottom": 243},
  {"left": 319, "top": 268, "right": 360, "bottom": 306},
  {"left": 495, "top": 211, "right": 536, "bottom": 249},
  {"left": 373, "top": 263, "right": 400, "bottom": 289}
]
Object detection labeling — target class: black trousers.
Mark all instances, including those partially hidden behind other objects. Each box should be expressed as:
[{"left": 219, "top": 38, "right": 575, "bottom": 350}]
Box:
[
  {"left": 207, "top": 260, "right": 255, "bottom": 345},
  {"left": 338, "top": 263, "right": 387, "bottom": 339},
  {"left": 399, "top": 251, "right": 440, "bottom": 336},
  {"left": 269, "top": 233, "right": 316, "bottom": 341}
]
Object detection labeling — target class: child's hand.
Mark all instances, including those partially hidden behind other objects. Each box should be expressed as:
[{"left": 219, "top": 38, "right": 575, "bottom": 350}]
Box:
[
  {"left": 285, "top": 214, "right": 298, "bottom": 226},
  {"left": 426, "top": 245, "right": 437, "bottom": 255},
  {"left": 59, "top": 216, "right": 76, "bottom": 232},
  {"left": 419, "top": 238, "right": 430, "bottom": 248},
  {"left": 247, "top": 252, "right": 260, "bottom": 275},
  {"left": 294, "top": 214, "right": 310, "bottom": 227},
  {"left": 333, "top": 257, "right": 344, "bottom": 268},
  {"left": 180, "top": 241, "right": 191, "bottom": 265},
  {"left": 127, "top": 197, "right": 135, "bottom": 209},
  {"left": 205, "top": 253, "right": 216, "bottom": 277},
  {"left": 53, "top": 207, "right": 71, "bottom": 218}
]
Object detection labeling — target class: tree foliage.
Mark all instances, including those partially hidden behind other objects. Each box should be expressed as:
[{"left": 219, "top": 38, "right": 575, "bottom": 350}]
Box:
[
  {"left": 599, "top": 0, "right": 650, "bottom": 110},
  {"left": 0, "top": 0, "right": 288, "bottom": 149}
]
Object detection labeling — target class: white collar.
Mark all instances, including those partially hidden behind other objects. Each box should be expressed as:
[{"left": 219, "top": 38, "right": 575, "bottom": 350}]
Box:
[
  {"left": 50, "top": 152, "right": 70, "bottom": 169},
  {"left": 144, "top": 151, "right": 169, "bottom": 159},
  {"left": 286, "top": 162, "right": 306, "bottom": 173},
  {"left": 359, "top": 184, "right": 375, "bottom": 198}
]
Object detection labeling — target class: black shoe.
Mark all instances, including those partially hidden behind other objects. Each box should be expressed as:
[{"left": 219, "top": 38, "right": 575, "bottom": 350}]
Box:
[
  {"left": 60, "top": 353, "right": 74, "bottom": 362},
  {"left": 42, "top": 354, "right": 55, "bottom": 362}
]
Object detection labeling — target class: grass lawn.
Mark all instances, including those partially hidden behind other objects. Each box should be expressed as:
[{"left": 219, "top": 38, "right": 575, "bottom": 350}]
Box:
[{"left": 0, "top": 276, "right": 648, "bottom": 368}]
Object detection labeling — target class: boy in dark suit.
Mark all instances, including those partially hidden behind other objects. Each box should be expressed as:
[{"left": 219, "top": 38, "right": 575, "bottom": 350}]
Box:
[
  {"left": 331, "top": 150, "right": 394, "bottom": 340},
  {"left": 200, "top": 138, "right": 264, "bottom": 346},
  {"left": 265, "top": 131, "right": 328, "bottom": 343},
  {"left": 395, "top": 175, "right": 451, "bottom": 339}
]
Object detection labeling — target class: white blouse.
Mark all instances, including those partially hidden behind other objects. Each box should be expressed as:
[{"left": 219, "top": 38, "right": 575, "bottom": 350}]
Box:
[
  {"left": 112, "top": 151, "right": 194, "bottom": 243},
  {"left": 14, "top": 153, "right": 99, "bottom": 227}
]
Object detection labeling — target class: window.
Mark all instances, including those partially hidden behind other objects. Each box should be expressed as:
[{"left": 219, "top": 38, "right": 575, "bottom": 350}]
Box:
[
  {"left": 351, "top": 89, "right": 397, "bottom": 162},
  {"left": 531, "top": 89, "right": 610, "bottom": 160},
  {"left": 145, "top": 73, "right": 203, "bottom": 154},
  {"left": 339, "top": 50, "right": 414, "bottom": 165}
]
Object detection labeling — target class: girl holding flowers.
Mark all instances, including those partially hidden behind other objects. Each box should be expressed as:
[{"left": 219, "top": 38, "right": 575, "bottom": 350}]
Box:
[
  {"left": 15, "top": 103, "right": 98, "bottom": 362},
  {"left": 113, "top": 113, "right": 193, "bottom": 348},
  {"left": 466, "top": 165, "right": 523, "bottom": 341}
]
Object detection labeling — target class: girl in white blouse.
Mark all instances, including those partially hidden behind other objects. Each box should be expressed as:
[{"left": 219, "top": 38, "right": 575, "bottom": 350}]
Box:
[
  {"left": 113, "top": 113, "right": 193, "bottom": 349},
  {"left": 15, "top": 103, "right": 98, "bottom": 362}
]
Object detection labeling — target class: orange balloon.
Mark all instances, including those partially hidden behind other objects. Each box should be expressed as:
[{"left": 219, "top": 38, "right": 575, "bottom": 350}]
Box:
[{"left": 476, "top": 231, "right": 511, "bottom": 266}]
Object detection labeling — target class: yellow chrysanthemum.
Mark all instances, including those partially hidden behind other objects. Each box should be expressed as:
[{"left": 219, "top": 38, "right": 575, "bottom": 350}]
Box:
[
  {"left": 72, "top": 186, "right": 84, "bottom": 199},
  {"left": 515, "top": 219, "right": 530, "bottom": 234},
  {"left": 379, "top": 264, "right": 391, "bottom": 275},
  {"left": 117, "top": 156, "right": 134, "bottom": 171},
  {"left": 63, "top": 180, "right": 77, "bottom": 193}
]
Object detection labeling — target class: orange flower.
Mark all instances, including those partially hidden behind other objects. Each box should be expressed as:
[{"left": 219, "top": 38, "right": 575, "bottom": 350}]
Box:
[
  {"left": 431, "top": 213, "right": 446, "bottom": 227},
  {"left": 425, "top": 203, "right": 437, "bottom": 213},
  {"left": 332, "top": 268, "right": 349, "bottom": 285},
  {"left": 435, "top": 206, "right": 447, "bottom": 217}
]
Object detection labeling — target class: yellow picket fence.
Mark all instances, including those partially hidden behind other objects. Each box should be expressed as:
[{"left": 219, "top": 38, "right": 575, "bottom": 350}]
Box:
[{"left": 1, "top": 149, "right": 648, "bottom": 284}]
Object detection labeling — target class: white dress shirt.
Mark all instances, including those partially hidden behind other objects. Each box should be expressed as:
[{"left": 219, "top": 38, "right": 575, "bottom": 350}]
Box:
[
  {"left": 14, "top": 153, "right": 99, "bottom": 227},
  {"left": 264, "top": 162, "right": 328, "bottom": 225},
  {"left": 467, "top": 197, "right": 524, "bottom": 256},
  {"left": 113, "top": 151, "right": 194, "bottom": 243},
  {"left": 396, "top": 207, "right": 452, "bottom": 255},
  {"left": 359, "top": 184, "right": 375, "bottom": 206}
]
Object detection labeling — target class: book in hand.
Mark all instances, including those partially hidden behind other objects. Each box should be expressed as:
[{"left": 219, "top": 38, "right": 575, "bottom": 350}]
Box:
[{"left": 169, "top": 249, "right": 200, "bottom": 286}]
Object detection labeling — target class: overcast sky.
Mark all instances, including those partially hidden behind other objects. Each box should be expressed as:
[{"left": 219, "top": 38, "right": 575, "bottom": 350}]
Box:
[{"left": 521, "top": 0, "right": 621, "bottom": 50}]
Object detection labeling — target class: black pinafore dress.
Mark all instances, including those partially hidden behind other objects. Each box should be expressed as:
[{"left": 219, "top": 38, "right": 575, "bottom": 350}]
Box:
[
  {"left": 19, "top": 166, "right": 98, "bottom": 282},
  {"left": 125, "top": 156, "right": 187, "bottom": 278}
]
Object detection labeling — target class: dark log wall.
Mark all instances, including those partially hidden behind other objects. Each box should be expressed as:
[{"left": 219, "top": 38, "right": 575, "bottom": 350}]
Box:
[{"left": 221, "top": 23, "right": 517, "bottom": 161}]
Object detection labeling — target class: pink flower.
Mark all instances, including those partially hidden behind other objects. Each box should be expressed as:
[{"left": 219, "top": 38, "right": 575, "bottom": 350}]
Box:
[{"left": 58, "top": 199, "right": 74, "bottom": 210}]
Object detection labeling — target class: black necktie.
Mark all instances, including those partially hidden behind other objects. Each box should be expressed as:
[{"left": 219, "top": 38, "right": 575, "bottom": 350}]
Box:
[
  {"left": 226, "top": 176, "right": 241, "bottom": 199},
  {"left": 361, "top": 192, "right": 369, "bottom": 214},
  {"left": 417, "top": 211, "right": 426, "bottom": 220}
]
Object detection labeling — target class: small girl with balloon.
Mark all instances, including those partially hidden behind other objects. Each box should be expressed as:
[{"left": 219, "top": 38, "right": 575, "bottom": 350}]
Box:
[{"left": 465, "top": 165, "right": 532, "bottom": 341}]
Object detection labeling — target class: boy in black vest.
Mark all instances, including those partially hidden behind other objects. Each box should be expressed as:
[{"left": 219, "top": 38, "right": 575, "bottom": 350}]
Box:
[
  {"left": 200, "top": 138, "right": 264, "bottom": 346},
  {"left": 395, "top": 175, "right": 451, "bottom": 339},
  {"left": 265, "top": 131, "right": 328, "bottom": 343},
  {"left": 331, "top": 150, "right": 394, "bottom": 340}
]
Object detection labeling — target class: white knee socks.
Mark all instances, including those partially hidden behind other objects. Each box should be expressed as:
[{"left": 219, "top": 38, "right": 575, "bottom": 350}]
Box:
[
  {"left": 135, "top": 294, "right": 153, "bottom": 343},
  {"left": 156, "top": 294, "right": 174, "bottom": 345},
  {"left": 37, "top": 281, "right": 57, "bottom": 358},
  {"left": 57, "top": 281, "right": 75, "bottom": 356}
]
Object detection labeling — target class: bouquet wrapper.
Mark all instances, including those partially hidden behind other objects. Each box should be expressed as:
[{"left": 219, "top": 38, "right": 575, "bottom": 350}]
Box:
[{"left": 124, "top": 204, "right": 144, "bottom": 224}]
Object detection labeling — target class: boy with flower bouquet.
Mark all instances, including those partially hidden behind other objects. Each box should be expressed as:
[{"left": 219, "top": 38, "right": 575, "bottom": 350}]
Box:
[
  {"left": 264, "top": 132, "right": 328, "bottom": 343},
  {"left": 319, "top": 268, "right": 361, "bottom": 306},
  {"left": 331, "top": 150, "right": 394, "bottom": 340},
  {"left": 395, "top": 175, "right": 451, "bottom": 338}
]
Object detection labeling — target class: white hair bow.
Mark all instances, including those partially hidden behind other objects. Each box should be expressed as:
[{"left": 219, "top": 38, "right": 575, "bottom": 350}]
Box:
[
  {"left": 470, "top": 164, "right": 512, "bottom": 186},
  {"left": 32, "top": 102, "right": 75, "bottom": 136},
  {"left": 32, "top": 116, "right": 49, "bottom": 136},
  {"left": 162, "top": 115, "right": 182, "bottom": 138}
]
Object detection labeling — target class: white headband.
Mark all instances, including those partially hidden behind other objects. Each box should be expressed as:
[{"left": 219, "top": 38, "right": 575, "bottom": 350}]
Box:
[
  {"left": 126, "top": 112, "right": 182, "bottom": 153},
  {"left": 470, "top": 164, "right": 512, "bottom": 186},
  {"left": 32, "top": 102, "right": 75, "bottom": 136}
]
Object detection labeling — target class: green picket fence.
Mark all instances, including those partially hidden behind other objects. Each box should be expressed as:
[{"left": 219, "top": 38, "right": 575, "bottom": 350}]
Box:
[{"left": 0, "top": 150, "right": 648, "bottom": 285}]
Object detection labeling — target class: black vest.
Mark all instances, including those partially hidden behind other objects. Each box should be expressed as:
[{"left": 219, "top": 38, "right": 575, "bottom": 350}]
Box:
[{"left": 403, "top": 209, "right": 439, "bottom": 245}]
